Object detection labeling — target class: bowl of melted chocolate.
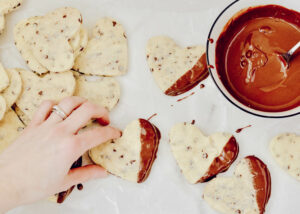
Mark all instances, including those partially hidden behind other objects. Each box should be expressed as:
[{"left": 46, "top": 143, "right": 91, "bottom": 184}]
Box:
[{"left": 207, "top": 0, "right": 300, "bottom": 118}]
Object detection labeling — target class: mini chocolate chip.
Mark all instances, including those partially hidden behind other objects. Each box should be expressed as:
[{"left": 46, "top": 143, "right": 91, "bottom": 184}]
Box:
[
  {"left": 120, "top": 155, "right": 124, "bottom": 158},
  {"left": 203, "top": 153, "right": 208, "bottom": 159},
  {"left": 79, "top": 47, "right": 84, "bottom": 52},
  {"left": 147, "top": 55, "right": 149, "bottom": 59},
  {"left": 36, "top": 31, "right": 39, "bottom": 34},
  {"left": 112, "top": 21, "right": 117, "bottom": 26},
  {"left": 38, "top": 91, "right": 43, "bottom": 96},
  {"left": 113, "top": 149, "right": 117, "bottom": 152},
  {"left": 130, "top": 160, "right": 136, "bottom": 164},
  {"left": 154, "top": 57, "right": 158, "bottom": 61},
  {"left": 63, "top": 15, "right": 67, "bottom": 18}
]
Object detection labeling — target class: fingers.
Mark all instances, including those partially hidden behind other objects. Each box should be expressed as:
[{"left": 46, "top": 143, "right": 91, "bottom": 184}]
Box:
[
  {"left": 76, "top": 126, "right": 121, "bottom": 152},
  {"left": 62, "top": 102, "right": 110, "bottom": 133},
  {"left": 61, "top": 165, "right": 107, "bottom": 190},
  {"left": 47, "top": 96, "right": 86, "bottom": 124},
  {"left": 30, "top": 100, "right": 55, "bottom": 126}
]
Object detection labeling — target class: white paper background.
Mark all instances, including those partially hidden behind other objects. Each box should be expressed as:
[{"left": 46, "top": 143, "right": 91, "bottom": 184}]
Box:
[{"left": 2, "top": 0, "right": 299, "bottom": 213}]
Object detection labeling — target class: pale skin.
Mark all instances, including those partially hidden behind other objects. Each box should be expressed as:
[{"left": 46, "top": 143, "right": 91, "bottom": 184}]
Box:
[{"left": 0, "top": 96, "right": 121, "bottom": 213}]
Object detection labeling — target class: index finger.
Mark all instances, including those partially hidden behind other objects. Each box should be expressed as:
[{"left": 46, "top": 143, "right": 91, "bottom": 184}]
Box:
[{"left": 61, "top": 101, "right": 110, "bottom": 133}]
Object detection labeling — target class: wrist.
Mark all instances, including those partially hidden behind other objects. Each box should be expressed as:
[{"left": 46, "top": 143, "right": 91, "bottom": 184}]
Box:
[{"left": 0, "top": 170, "right": 21, "bottom": 213}]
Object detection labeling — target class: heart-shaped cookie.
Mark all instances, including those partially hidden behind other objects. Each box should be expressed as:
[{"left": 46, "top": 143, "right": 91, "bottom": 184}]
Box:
[
  {"left": 16, "top": 69, "right": 75, "bottom": 119},
  {"left": 13, "top": 105, "right": 30, "bottom": 125},
  {"left": 89, "top": 119, "right": 160, "bottom": 183},
  {"left": 146, "top": 36, "right": 208, "bottom": 96},
  {"left": 270, "top": 133, "right": 300, "bottom": 181},
  {"left": 0, "top": 0, "right": 22, "bottom": 33},
  {"left": 169, "top": 123, "right": 239, "bottom": 184},
  {"left": 73, "top": 72, "right": 120, "bottom": 111},
  {"left": 204, "top": 156, "right": 271, "bottom": 214},
  {"left": 74, "top": 17, "right": 128, "bottom": 76},
  {"left": 0, "top": 109, "right": 24, "bottom": 154},
  {"left": 70, "top": 27, "right": 88, "bottom": 58},
  {"left": 14, "top": 7, "right": 83, "bottom": 74},
  {"left": 1, "top": 68, "right": 22, "bottom": 108},
  {"left": 0, "top": 63, "right": 9, "bottom": 92},
  {"left": 0, "top": 95, "right": 6, "bottom": 121}
]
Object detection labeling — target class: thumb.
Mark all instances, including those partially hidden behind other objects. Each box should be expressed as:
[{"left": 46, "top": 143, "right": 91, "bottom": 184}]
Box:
[{"left": 62, "top": 165, "right": 108, "bottom": 190}]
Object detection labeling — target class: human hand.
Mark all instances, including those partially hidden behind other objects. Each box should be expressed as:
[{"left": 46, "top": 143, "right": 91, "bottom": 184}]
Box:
[{"left": 0, "top": 97, "right": 121, "bottom": 213}]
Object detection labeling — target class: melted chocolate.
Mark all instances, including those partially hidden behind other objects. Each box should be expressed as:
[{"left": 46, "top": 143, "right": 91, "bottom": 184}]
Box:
[
  {"left": 177, "top": 92, "right": 195, "bottom": 102},
  {"left": 208, "top": 38, "right": 214, "bottom": 44},
  {"left": 57, "top": 157, "right": 82, "bottom": 203},
  {"left": 137, "top": 119, "right": 161, "bottom": 183},
  {"left": 147, "top": 113, "right": 158, "bottom": 121},
  {"left": 165, "top": 53, "right": 209, "bottom": 96},
  {"left": 246, "top": 156, "right": 271, "bottom": 214},
  {"left": 77, "top": 184, "right": 83, "bottom": 191},
  {"left": 236, "top": 125, "right": 252, "bottom": 133},
  {"left": 216, "top": 5, "right": 300, "bottom": 112},
  {"left": 199, "top": 136, "right": 239, "bottom": 183}
]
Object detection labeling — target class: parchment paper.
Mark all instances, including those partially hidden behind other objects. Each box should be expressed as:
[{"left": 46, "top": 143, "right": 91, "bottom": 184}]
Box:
[{"left": 3, "top": 0, "right": 300, "bottom": 213}]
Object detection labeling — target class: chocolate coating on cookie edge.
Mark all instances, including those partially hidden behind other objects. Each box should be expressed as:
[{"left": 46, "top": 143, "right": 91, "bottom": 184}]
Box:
[
  {"left": 165, "top": 53, "right": 208, "bottom": 96},
  {"left": 198, "top": 136, "right": 239, "bottom": 183},
  {"left": 137, "top": 119, "right": 160, "bottom": 183},
  {"left": 246, "top": 156, "right": 271, "bottom": 214}
]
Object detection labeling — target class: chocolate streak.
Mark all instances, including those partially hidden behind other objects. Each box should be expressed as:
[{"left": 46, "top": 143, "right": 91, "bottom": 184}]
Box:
[
  {"left": 57, "top": 157, "right": 82, "bottom": 203},
  {"left": 165, "top": 53, "right": 209, "bottom": 96},
  {"left": 137, "top": 119, "right": 161, "bottom": 183},
  {"left": 198, "top": 136, "right": 239, "bottom": 183},
  {"left": 246, "top": 156, "right": 271, "bottom": 214}
]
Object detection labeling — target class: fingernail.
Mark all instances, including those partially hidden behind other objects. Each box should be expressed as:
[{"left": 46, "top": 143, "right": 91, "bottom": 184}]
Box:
[{"left": 97, "top": 118, "right": 110, "bottom": 126}]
